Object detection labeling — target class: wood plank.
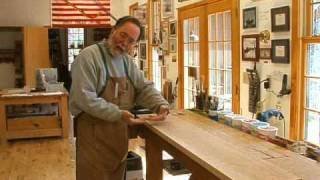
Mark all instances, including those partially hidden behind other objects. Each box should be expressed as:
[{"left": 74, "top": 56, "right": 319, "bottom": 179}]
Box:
[
  {"left": 0, "top": 138, "right": 75, "bottom": 180},
  {"left": 7, "top": 128, "right": 62, "bottom": 139},
  {"left": 145, "top": 111, "right": 320, "bottom": 179},
  {"left": 7, "top": 116, "right": 60, "bottom": 131}
]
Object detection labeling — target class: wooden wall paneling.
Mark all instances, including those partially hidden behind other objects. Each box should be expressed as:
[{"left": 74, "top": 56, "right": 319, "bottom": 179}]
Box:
[{"left": 23, "top": 27, "right": 51, "bottom": 87}]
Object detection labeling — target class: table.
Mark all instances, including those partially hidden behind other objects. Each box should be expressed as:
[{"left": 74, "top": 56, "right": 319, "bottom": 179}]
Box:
[
  {"left": 0, "top": 91, "right": 69, "bottom": 145},
  {"left": 143, "top": 111, "right": 320, "bottom": 180}
]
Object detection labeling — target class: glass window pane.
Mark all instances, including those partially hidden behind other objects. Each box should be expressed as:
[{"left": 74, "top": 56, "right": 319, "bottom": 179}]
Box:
[
  {"left": 217, "top": 13, "right": 224, "bottom": 41},
  {"left": 307, "top": 43, "right": 320, "bottom": 77},
  {"left": 224, "top": 11, "right": 231, "bottom": 41},
  {"left": 225, "top": 42, "right": 232, "bottom": 69},
  {"left": 217, "top": 42, "right": 224, "bottom": 69},
  {"left": 306, "top": 78, "right": 320, "bottom": 111},
  {"left": 226, "top": 70, "right": 232, "bottom": 95},
  {"left": 184, "top": 20, "right": 189, "bottom": 43},
  {"left": 209, "top": 14, "right": 216, "bottom": 41},
  {"left": 305, "top": 110, "right": 320, "bottom": 145},
  {"left": 209, "top": 42, "right": 215, "bottom": 69},
  {"left": 194, "top": 42, "right": 200, "bottom": 66},
  {"left": 184, "top": 44, "right": 189, "bottom": 65},
  {"left": 194, "top": 17, "right": 200, "bottom": 43},
  {"left": 312, "top": 4, "right": 320, "bottom": 36}
]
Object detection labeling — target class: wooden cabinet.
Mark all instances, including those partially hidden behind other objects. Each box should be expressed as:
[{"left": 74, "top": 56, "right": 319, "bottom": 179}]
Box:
[{"left": 0, "top": 91, "right": 69, "bottom": 145}]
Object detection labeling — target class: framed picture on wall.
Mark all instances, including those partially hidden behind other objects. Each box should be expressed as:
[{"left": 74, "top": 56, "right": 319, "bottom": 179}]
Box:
[
  {"left": 169, "top": 21, "right": 176, "bottom": 37},
  {"left": 161, "top": 20, "right": 169, "bottom": 54},
  {"left": 139, "top": 43, "right": 146, "bottom": 59},
  {"left": 243, "top": 7, "right": 256, "bottom": 29},
  {"left": 271, "top": 6, "right": 290, "bottom": 32},
  {"left": 259, "top": 48, "right": 271, "bottom": 59},
  {"left": 162, "top": 0, "right": 174, "bottom": 18},
  {"left": 242, "top": 34, "right": 260, "bottom": 61},
  {"left": 271, "top": 39, "right": 290, "bottom": 63},
  {"left": 169, "top": 38, "right": 177, "bottom": 53}
]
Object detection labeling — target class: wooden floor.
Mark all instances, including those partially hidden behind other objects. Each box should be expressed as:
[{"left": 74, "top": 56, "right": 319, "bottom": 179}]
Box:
[
  {"left": 0, "top": 137, "right": 190, "bottom": 180},
  {"left": 0, "top": 138, "right": 76, "bottom": 180}
]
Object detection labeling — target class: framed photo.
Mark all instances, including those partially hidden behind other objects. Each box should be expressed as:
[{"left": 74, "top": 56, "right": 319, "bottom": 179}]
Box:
[
  {"left": 243, "top": 7, "right": 256, "bottom": 29},
  {"left": 169, "top": 38, "right": 177, "bottom": 53},
  {"left": 259, "top": 48, "right": 271, "bottom": 59},
  {"left": 140, "top": 26, "right": 146, "bottom": 41},
  {"left": 242, "top": 34, "right": 260, "bottom": 61},
  {"left": 271, "top": 6, "right": 290, "bottom": 32},
  {"left": 136, "top": 4, "right": 147, "bottom": 25},
  {"left": 161, "top": 20, "right": 169, "bottom": 54},
  {"left": 169, "top": 21, "right": 176, "bottom": 37},
  {"left": 271, "top": 39, "right": 290, "bottom": 63},
  {"left": 139, "top": 43, "right": 146, "bottom": 59},
  {"left": 162, "top": 0, "right": 174, "bottom": 18}
]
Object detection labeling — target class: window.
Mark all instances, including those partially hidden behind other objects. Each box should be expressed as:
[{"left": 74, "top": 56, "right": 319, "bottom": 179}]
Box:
[
  {"left": 208, "top": 11, "right": 232, "bottom": 111},
  {"left": 183, "top": 17, "right": 200, "bottom": 109},
  {"left": 178, "top": 0, "right": 239, "bottom": 111},
  {"left": 67, "top": 28, "right": 85, "bottom": 71},
  {"left": 298, "top": 0, "right": 320, "bottom": 145}
]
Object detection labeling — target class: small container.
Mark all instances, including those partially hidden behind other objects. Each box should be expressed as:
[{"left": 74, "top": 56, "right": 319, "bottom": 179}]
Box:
[
  {"left": 231, "top": 116, "right": 246, "bottom": 129},
  {"left": 250, "top": 122, "right": 270, "bottom": 136},
  {"left": 241, "top": 119, "right": 259, "bottom": 133},
  {"left": 257, "top": 126, "right": 278, "bottom": 138}
]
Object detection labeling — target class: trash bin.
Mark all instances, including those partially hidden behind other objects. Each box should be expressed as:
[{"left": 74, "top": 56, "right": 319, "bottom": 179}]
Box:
[{"left": 126, "top": 151, "right": 143, "bottom": 180}]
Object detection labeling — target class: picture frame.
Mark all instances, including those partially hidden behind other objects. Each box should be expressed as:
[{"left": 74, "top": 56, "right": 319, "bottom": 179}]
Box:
[
  {"left": 140, "top": 26, "right": 146, "bottom": 41},
  {"left": 162, "top": 0, "right": 174, "bottom": 18},
  {"left": 169, "top": 38, "right": 177, "bottom": 53},
  {"left": 259, "top": 48, "right": 271, "bottom": 59},
  {"left": 139, "top": 42, "right": 146, "bottom": 59},
  {"left": 271, "top": 6, "right": 290, "bottom": 32},
  {"left": 243, "top": 7, "right": 257, "bottom": 29},
  {"left": 271, "top": 39, "right": 290, "bottom": 64},
  {"left": 161, "top": 20, "right": 169, "bottom": 54},
  {"left": 136, "top": 4, "right": 147, "bottom": 25},
  {"left": 242, "top": 34, "right": 260, "bottom": 61},
  {"left": 169, "top": 21, "right": 176, "bottom": 37}
]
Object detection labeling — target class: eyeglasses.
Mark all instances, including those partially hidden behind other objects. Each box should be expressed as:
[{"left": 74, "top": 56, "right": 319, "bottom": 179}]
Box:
[{"left": 118, "top": 32, "right": 137, "bottom": 46}]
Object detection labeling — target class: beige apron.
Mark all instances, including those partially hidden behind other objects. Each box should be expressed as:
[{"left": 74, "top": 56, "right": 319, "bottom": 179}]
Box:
[{"left": 76, "top": 44, "right": 135, "bottom": 180}]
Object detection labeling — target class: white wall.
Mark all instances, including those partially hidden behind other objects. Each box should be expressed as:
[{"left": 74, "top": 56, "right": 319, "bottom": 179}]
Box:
[
  {"left": 0, "top": 0, "right": 124, "bottom": 26},
  {"left": 0, "top": 0, "right": 51, "bottom": 26},
  {"left": 240, "top": 0, "right": 292, "bottom": 138}
]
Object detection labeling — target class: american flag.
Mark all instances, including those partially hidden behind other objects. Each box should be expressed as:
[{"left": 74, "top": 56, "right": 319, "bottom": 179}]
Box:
[{"left": 51, "top": 0, "right": 111, "bottom": 27}]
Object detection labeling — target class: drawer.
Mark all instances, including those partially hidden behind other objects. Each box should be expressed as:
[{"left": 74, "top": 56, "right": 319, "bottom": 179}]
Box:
[{"left": 7, "top": 116, "right": 61, "bottom": 131}]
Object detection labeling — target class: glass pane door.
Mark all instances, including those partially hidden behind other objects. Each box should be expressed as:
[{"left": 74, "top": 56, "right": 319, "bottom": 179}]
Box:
[
  {"left": 208, "top": 11, "right": 232, "bottom": 111},
  {"left": 183, "top": 17, "right": 200, "bottom": 109},
  {"left": 305, "top": 43, "right": 320, "bottom": 145}
]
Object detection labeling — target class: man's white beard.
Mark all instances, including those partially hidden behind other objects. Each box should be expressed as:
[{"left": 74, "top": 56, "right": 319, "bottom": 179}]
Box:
[{"left": 107, "top": 38, "right": 127, "bottom": 57}]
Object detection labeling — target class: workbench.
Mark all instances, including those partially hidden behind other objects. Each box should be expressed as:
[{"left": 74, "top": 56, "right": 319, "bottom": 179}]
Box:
[
  {"left": 143, "top": 111, "right": 320, "bottom": 180},
  {"left": 0, "top": 91, "right": 69, "bottom": 145}
]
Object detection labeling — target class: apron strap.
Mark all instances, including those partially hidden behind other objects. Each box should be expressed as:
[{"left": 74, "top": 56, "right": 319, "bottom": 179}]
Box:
[
  {"left": 96, "top": 43, "right": 110, "bottom": 96},
  {"left": 122, "top": 57, "right": 137, "bottom": 91}
]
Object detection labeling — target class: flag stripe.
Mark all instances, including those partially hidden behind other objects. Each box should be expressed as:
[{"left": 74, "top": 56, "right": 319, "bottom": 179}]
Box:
[{"left": 52, "top": 0, "right": 111, "bottom": 27}]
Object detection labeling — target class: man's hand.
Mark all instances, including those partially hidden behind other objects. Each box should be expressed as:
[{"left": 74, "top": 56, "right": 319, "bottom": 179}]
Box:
[
  {"left": 121, "top": 110, "right": 146, "bottom": 125},
  {"left": 143, "top": 105, "right": 170, "bottom": 122}
]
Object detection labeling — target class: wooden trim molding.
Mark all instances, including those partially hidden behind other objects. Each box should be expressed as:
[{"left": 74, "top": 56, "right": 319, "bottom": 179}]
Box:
[{"left": 290, "top": 0, "right": 303, "bottom": 140}]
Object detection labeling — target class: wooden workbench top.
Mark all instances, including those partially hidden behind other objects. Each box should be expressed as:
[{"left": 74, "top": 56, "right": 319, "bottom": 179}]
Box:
[{"left": 145, "top": 110, "right": 320, "bottom": 180}]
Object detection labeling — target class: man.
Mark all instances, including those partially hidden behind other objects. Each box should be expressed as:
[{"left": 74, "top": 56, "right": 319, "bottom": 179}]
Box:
[{"left": 69, "top": 16, "right": 169, "bottom": 180}]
